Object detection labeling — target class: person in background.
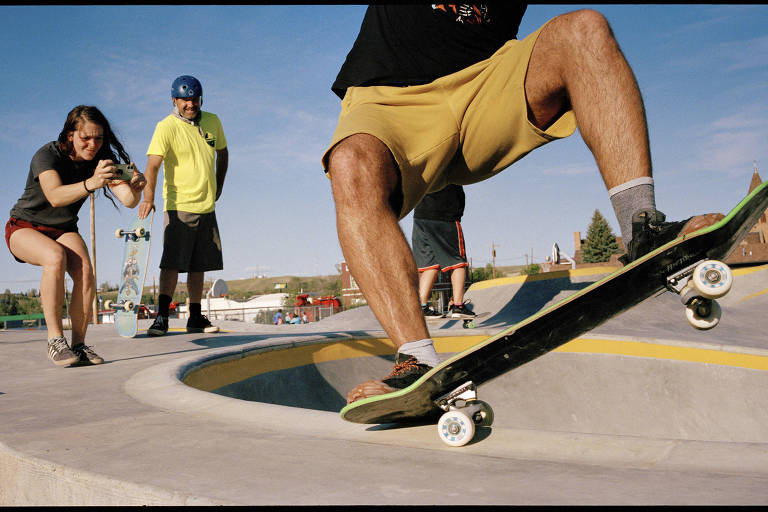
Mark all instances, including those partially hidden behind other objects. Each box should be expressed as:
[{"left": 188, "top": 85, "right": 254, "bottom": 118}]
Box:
[
  {"left": 140, "top": 75, "right": 229, "bottom": 337},
  {"left": 412, "top": 184, "right": 475, "bottom": 320}
]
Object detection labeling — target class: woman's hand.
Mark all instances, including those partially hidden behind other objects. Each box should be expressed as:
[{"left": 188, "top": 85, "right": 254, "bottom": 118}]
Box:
[
  {"left": 128, "top": 163, "right": 147, "bottom": 191},
  {"left": 90, "top": 159, "right": 118, "bottom": 190}
]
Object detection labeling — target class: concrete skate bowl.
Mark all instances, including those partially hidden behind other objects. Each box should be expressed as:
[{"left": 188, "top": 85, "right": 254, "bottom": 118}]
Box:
[{"left": 180, "top": 332, "right": 768, "bottom": 444}]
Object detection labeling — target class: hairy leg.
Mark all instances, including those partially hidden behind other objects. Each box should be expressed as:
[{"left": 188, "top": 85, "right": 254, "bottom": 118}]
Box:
[
  {"left": 328, "top": 134, "right": 429, "bottom": 349},
  {"left": 525, "top": 9, "right": 651, "bottom": 190}
]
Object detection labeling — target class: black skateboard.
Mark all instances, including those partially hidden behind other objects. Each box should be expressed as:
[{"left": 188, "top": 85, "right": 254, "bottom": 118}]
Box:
[{"left": 341, "top": 180, "right": 768, "bottom": 446}]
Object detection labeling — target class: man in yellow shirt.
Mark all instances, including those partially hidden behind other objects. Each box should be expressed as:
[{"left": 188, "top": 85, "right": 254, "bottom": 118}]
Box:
[{"left": 139, "top": 75, "right": 228, "bottom": 335}]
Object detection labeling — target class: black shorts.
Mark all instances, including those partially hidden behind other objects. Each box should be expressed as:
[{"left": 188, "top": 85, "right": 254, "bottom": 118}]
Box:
[
  {"left": 412, "top": 217, "right": 468, "bottom": 272},
  {"left": 160, "top": 210, "right": 223, "bottom": 273}
]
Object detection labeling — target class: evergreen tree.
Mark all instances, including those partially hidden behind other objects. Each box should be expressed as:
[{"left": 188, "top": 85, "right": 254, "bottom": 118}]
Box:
[{"left": 582, "top": 209, "right": 620, "bottom": 263}]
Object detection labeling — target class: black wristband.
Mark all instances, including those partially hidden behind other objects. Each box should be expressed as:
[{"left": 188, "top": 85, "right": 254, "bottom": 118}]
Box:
[{"left": 83, "top": 179, "right": 93, "bottom": 193}]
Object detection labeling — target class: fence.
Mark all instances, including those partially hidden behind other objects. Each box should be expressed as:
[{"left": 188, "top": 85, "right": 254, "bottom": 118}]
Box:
[
  {"left": 204, "top": 304, "right": 342, "bottom": 325},
  {"left": 1, "top": 313, "right": 45, "bottom": 329}
]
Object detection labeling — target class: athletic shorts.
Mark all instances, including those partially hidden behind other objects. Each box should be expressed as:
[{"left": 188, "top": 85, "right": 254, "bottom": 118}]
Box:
[
  {"left": 322, "top": 20, "right": 576, "bottom": 219},
  {"left": 5, "top": 217, "right": 78, "bottom": 263},
  {"left": 412, "top": 218, "right": 468, "bottom": 273},
  {"left": 160, "top": 210, "right": 223, "bottom": 273}
]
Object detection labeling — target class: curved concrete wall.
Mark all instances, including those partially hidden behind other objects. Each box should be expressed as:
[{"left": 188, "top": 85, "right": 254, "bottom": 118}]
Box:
[{"left": 182, "top": 335, "right": 768, "bottom": 443}]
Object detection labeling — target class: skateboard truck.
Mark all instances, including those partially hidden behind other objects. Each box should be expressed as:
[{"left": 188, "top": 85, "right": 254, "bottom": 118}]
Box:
[
  {"left": 103, "top": 299, "right": 136, "bottom": 312},
  {"left": 666, "top": 259, "right": 733, "bottom": 330},
  {"left": 434, "top": 381, "right": 494, "bottom": 447},
  {"left": 115, "top": 226, "right": 149, "bottom": 241}
]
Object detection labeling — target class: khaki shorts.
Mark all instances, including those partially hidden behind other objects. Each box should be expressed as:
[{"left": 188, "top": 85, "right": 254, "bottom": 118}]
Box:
[
  {"left": 160, "top": 210, "right": 223, "bottom": 273},
  {"left": 323, "top": 21, "right": 576, "bottom": 219}
]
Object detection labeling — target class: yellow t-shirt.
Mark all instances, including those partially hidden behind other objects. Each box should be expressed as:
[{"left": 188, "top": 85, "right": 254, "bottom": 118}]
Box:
[{"left": 147, "top": 112, "right": 227, "bottom": 213}]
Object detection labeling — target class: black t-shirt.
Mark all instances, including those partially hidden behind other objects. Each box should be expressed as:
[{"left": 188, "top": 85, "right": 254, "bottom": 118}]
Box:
[
  {"left": 10, "top": 141, "right": 97, "bottom": 228},
  {"left": 332, "top": 3, "right": 528, "bottom": 99},
  {"left": 414, "top": 184, "right": 465, "bottom": 222}
]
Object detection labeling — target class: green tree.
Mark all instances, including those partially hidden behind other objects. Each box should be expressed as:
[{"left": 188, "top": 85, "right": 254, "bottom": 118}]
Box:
[
  {"left": 471, "top": 263, "right": 494, "bottom": 282},
  {"left": 520, "top": 263, "right": 541, "bottom": 275},
  {"left": 582, "top": 209, "right": 620, "bottom": 263}
]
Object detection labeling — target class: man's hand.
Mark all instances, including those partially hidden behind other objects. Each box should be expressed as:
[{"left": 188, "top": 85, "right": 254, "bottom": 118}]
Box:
[{"left": 138, "top": 200, "right": 154, "bottom": 219}]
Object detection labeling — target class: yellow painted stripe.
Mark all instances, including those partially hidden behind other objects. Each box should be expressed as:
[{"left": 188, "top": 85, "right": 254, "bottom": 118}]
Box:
[
  {"left": 183, "top": 334, "right": 768, "bottom": 392},
  {"left": 556, "top": 338, "right": 768, "bottom": 371},
  {"left": 467, "top": 267, "right": 618, "bottom": 291},
  {"left": 732, "top": 264, "right": 768, "bottom": 276}
]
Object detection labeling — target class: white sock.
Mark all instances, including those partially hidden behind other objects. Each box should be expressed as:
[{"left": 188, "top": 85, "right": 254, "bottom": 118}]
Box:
[{"left": 398, "top": 338, "right": 441, "bottom": 367}]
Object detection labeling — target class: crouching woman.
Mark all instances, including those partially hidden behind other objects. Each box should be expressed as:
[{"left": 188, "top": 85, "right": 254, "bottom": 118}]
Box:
[{"left": 5, "top": 105, "right": 146, "bottom": 366}]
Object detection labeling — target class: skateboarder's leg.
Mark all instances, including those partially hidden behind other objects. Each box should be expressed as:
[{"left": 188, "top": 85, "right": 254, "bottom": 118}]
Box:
[
  {"left": 527, "top": 10, "right": 651, "bottom": 189},
  {"left": 526, "top": 10, "right": 654, "bottom": 242},
  {"left": 329, "top": 134, "right": 431, "bottom": 349}
]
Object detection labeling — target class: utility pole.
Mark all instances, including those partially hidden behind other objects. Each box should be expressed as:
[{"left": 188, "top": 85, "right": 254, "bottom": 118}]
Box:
[{"left": 491, "top": 242, "right": 497, "bottom": 279}]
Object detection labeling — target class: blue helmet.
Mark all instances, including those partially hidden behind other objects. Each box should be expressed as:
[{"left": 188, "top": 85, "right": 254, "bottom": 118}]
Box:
[{"left": 171, "top": 75, "right": 203, "bottom": 99}]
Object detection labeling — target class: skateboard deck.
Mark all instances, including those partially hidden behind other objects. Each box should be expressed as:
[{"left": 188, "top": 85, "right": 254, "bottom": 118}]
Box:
[
  {"left": 109, "top": 211, "right": 153, "bottom": 338},
  {"left": 341, "top": 180, "right": 768, "bottom": 445}
]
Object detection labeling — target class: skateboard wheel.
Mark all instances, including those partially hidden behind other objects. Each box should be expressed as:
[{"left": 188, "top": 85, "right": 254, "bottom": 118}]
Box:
[
  {"left": 124, "top": 300, "right": 135, "bottom": 312},
  {"left": 104, "top": 300, "right": 113, "bottom": 310},
  {"left": 691, "top": 260, "right": 733, "bottom": 299},
  {"left": 134, "top": 227, "right": 146, "bottom": 237},
  {"left": 438, "top": 409, "right": 475, "bottom": 447},
  {"left": 463, "top": 320, "right": 475, "bottom": 329},
  {"left": 685, "top": 298, "right": 721, "bottom": 330},
  {"left": 115, "top": 228, "right": 123, "bottom": 238},
  {"left": 466, "top": 400, "right": 494, "bottom": 427}
]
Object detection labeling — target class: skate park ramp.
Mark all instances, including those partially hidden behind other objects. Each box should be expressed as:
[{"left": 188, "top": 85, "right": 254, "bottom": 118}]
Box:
[
  {"left": 3, "top": 264, "right": 768, "bottom": 505},
  {"left": 315, "top": 266, "right": 617, "bottom": 331},
  {"left": 178, "top": 265, "right": 768, "bottom": 444}
]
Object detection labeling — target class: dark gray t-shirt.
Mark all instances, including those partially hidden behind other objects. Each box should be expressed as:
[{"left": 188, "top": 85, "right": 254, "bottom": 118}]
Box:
[{"left": 10, "top": 141, "right": 97, "bottom": 228}]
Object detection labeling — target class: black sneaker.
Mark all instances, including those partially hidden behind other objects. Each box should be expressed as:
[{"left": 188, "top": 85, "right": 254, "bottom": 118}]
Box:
[
  {"left": 381, "top": 354, "right": 433, "bottom": 390},
  {"left": 186, "top": 314, "right": 219, "bottom": 333},
  {"left": 422, "top": 304, "right": 444, "bottom": 319},
  {"left": 147, "top": 315, "right": 169, "bottom": 337},
  {"left": 449, "top": 301, "right": 476, "bottom": 319},
  {"left": 72, "top": 344, "right": 104, "bottom": 365},
  {"left": 618, "top": 209, "right": 723, "bottom": 265}
]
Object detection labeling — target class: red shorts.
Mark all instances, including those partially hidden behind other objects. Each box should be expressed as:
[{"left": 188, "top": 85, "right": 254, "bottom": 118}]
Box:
[{"left": 5, "top": 217, "right": 78, "bottom": 263}]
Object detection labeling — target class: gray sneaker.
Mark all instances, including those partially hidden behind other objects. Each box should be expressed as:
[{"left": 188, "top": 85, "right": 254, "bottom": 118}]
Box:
[
  {"left": 47, "top": 337, "right": 80, "bottom": 366},
  {"left": 72, "top": 344, "right": 104, "bottom": 365}
]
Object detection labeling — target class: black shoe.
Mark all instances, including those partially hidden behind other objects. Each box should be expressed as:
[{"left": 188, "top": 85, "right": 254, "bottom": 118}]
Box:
[
  {"left": 619, "top": 209, "right": 692, "bottom": 265},
  {"left": 449, "top": 301, "right": 476, "bottom": 319},
  {"left": 147, "top": 315, "right": 169, "bottom": 337},
  {"left": 422, "top": 304, "right": 444, "bottom": 319},
  {"left": 381, "top": 354, "right": 433, "bottom": 390},
  {"left": 186, "top": 314, "right": 219, "bottom": 333},
  {"left": 71, "top": 344, "right": 104, "bottom": 365}
]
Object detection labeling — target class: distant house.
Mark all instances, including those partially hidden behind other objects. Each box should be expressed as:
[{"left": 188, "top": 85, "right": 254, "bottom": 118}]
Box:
[{"left": 725, "top": 165, "right": 768, "bottom": 265}]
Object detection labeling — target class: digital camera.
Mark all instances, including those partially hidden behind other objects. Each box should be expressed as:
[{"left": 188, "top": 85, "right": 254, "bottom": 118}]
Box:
[{"left": 113, "top": 163, "right": 135, "bottom": 181}]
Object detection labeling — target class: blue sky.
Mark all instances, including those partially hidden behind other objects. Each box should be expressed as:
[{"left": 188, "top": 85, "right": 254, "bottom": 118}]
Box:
[{"left": 1, "top": 5, "right": 766, "bottom": 294}]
